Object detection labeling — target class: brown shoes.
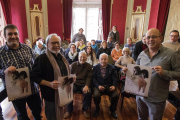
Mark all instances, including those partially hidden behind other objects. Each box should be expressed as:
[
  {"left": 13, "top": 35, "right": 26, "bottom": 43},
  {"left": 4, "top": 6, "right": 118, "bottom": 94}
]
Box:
[
  {"left": 64, "top": 112, "right": 72, "bottom": 119},
  {"left": 83, "top": 110, "right": 90, "bottom": 118}
]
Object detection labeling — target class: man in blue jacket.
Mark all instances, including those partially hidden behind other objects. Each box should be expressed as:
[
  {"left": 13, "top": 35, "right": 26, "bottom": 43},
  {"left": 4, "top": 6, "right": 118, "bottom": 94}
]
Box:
[{"left": 93, "top": 53, "right": 119, "bottom": 119}]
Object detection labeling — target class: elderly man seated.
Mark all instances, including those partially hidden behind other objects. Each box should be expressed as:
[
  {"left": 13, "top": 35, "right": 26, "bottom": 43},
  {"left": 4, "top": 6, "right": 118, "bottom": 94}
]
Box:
[
  {"left": 34, "top": 40, "right": 46, "bottom": 55},
  {"left": 64, "top": 51, "right": 92, "bottom": 119},
  {"left": 93, "top": 53, "right": 119, "bottom": 119}
]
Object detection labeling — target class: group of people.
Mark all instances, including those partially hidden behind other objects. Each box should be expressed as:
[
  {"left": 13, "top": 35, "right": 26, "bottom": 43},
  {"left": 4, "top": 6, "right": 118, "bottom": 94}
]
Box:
[{"left": 0, "top": 24, "right": 180, "bottom": 120}]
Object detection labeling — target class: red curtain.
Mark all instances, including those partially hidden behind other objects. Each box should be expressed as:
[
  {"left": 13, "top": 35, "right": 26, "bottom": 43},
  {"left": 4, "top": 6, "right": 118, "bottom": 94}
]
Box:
[
  {"left": 102, "top": 0, "right": 111, "bottom": 41},
  {"left": 0, "top": 0, "right": 11, "bottom": 24},
  {"left": 63, "top": 0, "right": 72, "bottom": 42},
  {"left": 156, "top": 0, "right": 170, "bottom": 34}
]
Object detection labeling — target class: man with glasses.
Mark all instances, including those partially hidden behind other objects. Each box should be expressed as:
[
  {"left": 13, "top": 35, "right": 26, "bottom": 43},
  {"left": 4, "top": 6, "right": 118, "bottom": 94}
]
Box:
[
  {"left": 123, "top": 28, "right": 180, "bottom": 120},
  {"left": 162, "top": 30, "right": 180, "bottom": 120},
  {"left": 31, "top": 34, "right": 72, "bottom": 120}
]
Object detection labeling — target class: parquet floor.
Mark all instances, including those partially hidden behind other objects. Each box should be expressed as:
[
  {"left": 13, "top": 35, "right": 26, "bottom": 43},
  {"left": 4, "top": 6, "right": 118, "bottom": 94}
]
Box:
[{"left": 1, "top": 81, "right": 178, "bottom": 120}]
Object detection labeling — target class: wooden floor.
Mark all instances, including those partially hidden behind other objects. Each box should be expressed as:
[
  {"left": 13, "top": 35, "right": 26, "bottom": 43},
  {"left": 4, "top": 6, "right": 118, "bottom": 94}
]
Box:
[{"left": 1, "top": 81, "right": 178, "bottom": 120}]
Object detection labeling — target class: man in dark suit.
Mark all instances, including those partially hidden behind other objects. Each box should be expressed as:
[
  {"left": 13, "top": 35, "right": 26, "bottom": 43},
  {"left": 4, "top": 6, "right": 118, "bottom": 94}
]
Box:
[
  {"left": 133, "top": 35, "right": 147, "bottom": 61},
  {"left": 93, "top": 53, "right": 119, "bottom": 119}
]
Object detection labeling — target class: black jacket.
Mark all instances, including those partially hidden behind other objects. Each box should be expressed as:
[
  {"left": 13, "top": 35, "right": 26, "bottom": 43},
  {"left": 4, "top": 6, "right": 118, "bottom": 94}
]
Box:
[
  {"left": 133, "top": 40, "right": 147, "bottom": 61},
  {"left": 30, "top": 53, "right": 68, "bottom": 102},
  {"left": 93, "top": 63, "right": 118, "bottom": 88},
  {"left": 96, "top": 48, "right": 111, "bottom": 59}
]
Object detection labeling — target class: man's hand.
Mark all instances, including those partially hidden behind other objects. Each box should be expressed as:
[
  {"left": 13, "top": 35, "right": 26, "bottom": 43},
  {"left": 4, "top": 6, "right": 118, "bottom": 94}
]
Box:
[
  {"left": 152, "top": 66, "right": 164, "bottom": 76},
  {"left": 98, "top": 85, "right": 105, "bottom": 92},
  {"left": 4, "top": 66, "right": 16, "bottom": 74},
  {"left": 122, "top": 67, "right": 128, "bottom": 74},
  {"left": 49, "top": 81, "right": 60, "bottom": 89},
  {"left": 73, "top": 76, "right": 76, "bottom": 83},
  {"left": 82, "top": 85, "right": 89, "bottom": 94},
  {"left": 109, "top": 86, "right": 115, "bottom": 91}
]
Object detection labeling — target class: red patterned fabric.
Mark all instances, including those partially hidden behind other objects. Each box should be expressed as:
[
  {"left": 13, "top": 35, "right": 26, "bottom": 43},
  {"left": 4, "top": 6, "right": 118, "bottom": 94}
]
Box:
[
  {"left": 102, "top": 0, "right": 111, "bottom": 41},
  {"left": 63, "top": 0, "right": 72, "bottom": 42}
]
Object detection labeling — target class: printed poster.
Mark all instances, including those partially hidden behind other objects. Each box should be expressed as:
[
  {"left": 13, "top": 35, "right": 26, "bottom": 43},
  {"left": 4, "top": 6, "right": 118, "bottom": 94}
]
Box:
[
  {"left": 5, "top": 67, "right": 32, "bottom": 101},
  {"left": 125, "top": 64, "right": 152, "bottom": 97}
]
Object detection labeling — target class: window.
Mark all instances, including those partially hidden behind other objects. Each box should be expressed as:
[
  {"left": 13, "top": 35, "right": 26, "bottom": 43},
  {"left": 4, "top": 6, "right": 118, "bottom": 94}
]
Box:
[
  {"left": 72, "top": 4, "right": 102, "bottom": 41},
  {"left": 0, "top": 2, "right": 6, "bottom": 47}
]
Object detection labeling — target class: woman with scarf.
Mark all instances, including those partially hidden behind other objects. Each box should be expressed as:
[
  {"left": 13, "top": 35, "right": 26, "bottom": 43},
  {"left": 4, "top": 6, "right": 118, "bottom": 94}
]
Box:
[
  {"left": 31, "top": 34, "right": 75, "bottom": 120},
  {"left": 111, "top": 42, "right": 123, "bottom": 62},
  {"left": 65, "top": 43, "right": 79, "bottom": 64}
]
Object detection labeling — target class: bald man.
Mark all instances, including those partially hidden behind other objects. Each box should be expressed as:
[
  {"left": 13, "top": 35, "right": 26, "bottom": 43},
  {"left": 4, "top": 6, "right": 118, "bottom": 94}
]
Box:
[
  {"left": 123, "top": 28, "right": 180, "bottom": 120},
  {"left": 93, "top": 53, "right": 119, "bottom": 118}
]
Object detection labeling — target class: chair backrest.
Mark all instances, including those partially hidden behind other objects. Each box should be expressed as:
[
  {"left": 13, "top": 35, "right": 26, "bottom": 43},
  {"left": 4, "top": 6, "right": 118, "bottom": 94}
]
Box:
[
  {"left": 62, "top": 45, "right": 69, "bottom": 50},
  {"left": 108, "top": 55, "right": 114, "bottom": 65},
  {"left": 62, "top": 40, "right": 69, "bottom": 45},
  {"left": 97, "top": 43, "right": 101, "bottom": 48},
  {"left": 61, "top": 42, "right": 66, "bottom": 47}
]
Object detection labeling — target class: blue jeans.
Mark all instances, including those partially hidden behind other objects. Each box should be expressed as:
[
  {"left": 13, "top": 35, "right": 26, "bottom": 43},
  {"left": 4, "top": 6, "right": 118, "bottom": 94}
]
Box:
[
  {"left": 12, "top": 93, "right": 42, "bottom": 120},
  {"left": 44, "top": 100, "right": 56, "bottom": 120}
]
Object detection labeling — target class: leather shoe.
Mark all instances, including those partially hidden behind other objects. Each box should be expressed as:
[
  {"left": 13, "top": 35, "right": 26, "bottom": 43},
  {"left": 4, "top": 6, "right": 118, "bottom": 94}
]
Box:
[
  {"left": 111, "top": 111, "right": 117, "bottom": 119},
  {"left": 109, "top": 107, "right": 117, "bottom": 119},
  {"left": 83, "top": 110, "right": 90, "bottom": 118},
  {"left": 93, "top": 108, "right": 100, "bottom": 118},
  {"left": 64, "top": 112, "right": 72, "bottom": 119}
]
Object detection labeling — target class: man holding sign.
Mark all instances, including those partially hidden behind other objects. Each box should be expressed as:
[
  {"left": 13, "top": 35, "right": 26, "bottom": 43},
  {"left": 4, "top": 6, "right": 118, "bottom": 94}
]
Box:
[
  {"left": 123, "top": 28, "right": 180, "bottom": 120},
  {"left": 0, "top": 24, "right": 41, "bottom": 120}
]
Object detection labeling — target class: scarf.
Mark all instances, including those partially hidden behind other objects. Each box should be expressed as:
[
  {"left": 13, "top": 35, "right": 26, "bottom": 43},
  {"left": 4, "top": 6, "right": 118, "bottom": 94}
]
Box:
[
  {"left": 46, "top": 49, "right": 70, "bottom": 120},
  {"left": 68, "top": 51, "right": 77, "bottom": 60},
  {"left": 113, "top": 30, "right": 116, "bottom": 33}
]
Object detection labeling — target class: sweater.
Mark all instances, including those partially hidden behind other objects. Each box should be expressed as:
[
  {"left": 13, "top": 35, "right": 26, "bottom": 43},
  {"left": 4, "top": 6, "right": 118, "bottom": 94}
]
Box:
[
  {"left": 91, "top": 44, "right": 99, "bottom": 54},
  {"left": 71, "top": 33, "right": 87, "bottom": 44},
  {"left": 162, "top": 41, "right": 180, "bottom": 52},
  {"left": 115, "top": 56, "right": 136, "bottom": 67},
  {"left": 96, "top": 48, "right": 111, "bottom": 59},
  {"left": 111, "top": 48, "right": 123, "bottom": 61},
  {"left": 71, "top": 62, "right": 92, "bottom": 87}
]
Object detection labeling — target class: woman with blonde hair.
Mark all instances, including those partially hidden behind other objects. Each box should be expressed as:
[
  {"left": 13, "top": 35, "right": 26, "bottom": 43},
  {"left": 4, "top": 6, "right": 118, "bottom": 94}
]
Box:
[
  {"left": 115, "top": 47, "right": 135, "bottom": 68},
  {"left": 96, "top": 41, "right": 111, "bottom": 59}
]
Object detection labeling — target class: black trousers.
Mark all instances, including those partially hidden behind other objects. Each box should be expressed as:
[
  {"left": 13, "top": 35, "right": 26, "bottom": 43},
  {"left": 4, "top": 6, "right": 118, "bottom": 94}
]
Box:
[
  {"left": 67, "top": 84, "right": 92, "bottom": 113},
  {"left": 12, "top": 92, "right": 42, "bottom": 120},
  {"left": 93, "top": 85, "right": 119, "bottom": 111}
]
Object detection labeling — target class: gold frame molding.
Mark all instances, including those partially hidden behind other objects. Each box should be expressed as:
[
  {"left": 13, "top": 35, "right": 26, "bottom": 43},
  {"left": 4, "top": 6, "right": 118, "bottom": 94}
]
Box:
[{"left": 130, "top": 6, "right": 145, "bottom": 43}]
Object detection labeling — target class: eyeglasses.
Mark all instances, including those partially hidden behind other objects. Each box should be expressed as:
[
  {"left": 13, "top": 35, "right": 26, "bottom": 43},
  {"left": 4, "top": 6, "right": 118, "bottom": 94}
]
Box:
[
  {"left": 146, "top": 36, "right": 161, "bottom": 40},
  {"left": 170, "top": 35, "right": 178, "bottom": 38},
  {"left": 51, "top": 42, "right": 60, "bottom": 45}
]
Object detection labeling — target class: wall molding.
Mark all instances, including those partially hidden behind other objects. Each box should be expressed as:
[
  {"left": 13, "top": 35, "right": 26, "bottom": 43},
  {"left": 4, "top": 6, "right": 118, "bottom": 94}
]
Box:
[
  {"left": 124, "top": 0, "right": 134, "bottom": 44},
  {"left": 41, "top": 0, "right": 49, "bottom": 39},
  {"left": 25, "top": 0, "right": 32, "bottom": 43},
  {"left": 110, "top": 0, "right": 113, "bottom": 31},
  {"left": 143, "top": 0, "right": 152, "bottom": 35}
]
